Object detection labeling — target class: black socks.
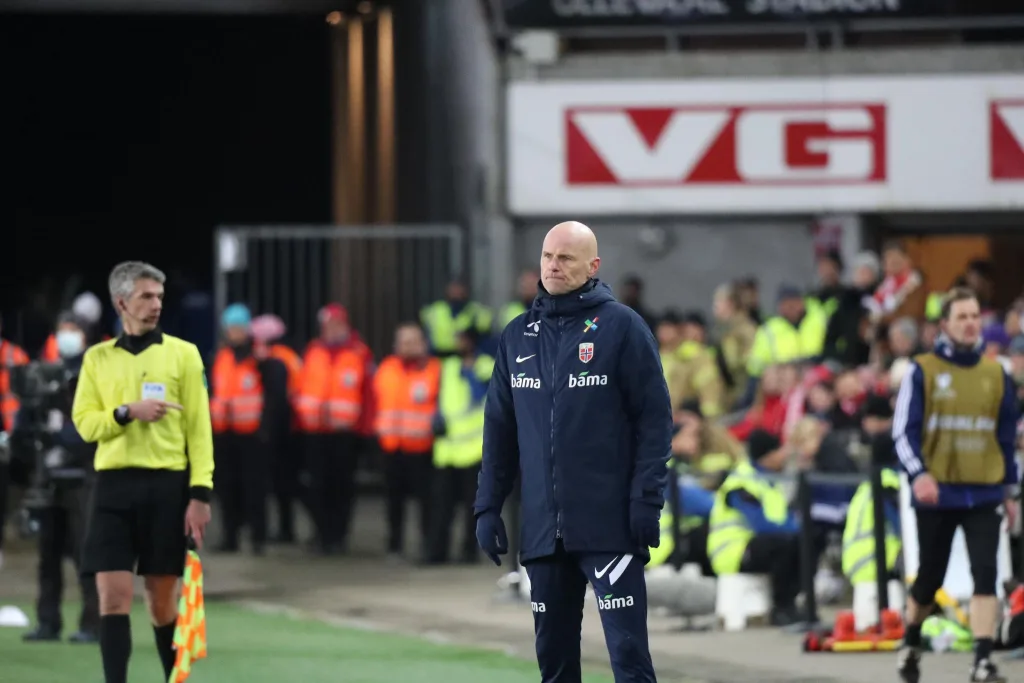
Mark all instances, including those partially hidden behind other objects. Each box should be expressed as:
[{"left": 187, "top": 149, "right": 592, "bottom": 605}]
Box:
[
  {"left": 904, "top": 623, "right": 922, "bottom": 648},
  {"left": 975, "top": 637, "right": 994, "bottom": 665},
  {"left": 99, "top": 615, "right": 132, "bottom": 683},
  {"left": 154, "top": 620, "right": 178, "bottom": 678}
]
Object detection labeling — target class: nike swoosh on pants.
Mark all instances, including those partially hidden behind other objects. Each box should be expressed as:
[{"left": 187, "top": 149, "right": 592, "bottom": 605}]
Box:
[{"left": 594, "top": 557, "right": 618, "bottom": 579}]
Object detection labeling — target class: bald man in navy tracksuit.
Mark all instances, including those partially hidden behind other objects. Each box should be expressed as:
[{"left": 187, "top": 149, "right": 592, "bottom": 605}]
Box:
[{"left": 475, "top": 222, "right": 672, "bottom": 683}]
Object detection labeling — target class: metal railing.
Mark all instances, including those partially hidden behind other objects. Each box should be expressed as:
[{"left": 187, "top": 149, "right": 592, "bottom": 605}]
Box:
[{"left": 213, "top": 224, "right": 464, "bottom": 359}]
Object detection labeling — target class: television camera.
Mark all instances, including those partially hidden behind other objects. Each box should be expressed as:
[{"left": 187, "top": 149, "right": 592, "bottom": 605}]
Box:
[{"left": 4, "top": 361, "right": 91, "bottom": 538}]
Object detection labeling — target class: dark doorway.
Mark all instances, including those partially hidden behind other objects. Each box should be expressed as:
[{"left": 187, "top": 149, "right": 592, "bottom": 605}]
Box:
[{"left": 1, "top": 13, "right": 332, "bottom": 354}]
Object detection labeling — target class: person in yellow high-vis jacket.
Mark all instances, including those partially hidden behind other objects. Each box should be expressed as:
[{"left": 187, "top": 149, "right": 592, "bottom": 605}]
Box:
[
  {"left": 706, "top": 430, "right": 802, "bottom": 626},
  {"left": 644, "top": 483, "right": 718, "bottom": 619},
  {"left": 746, "top": 285, "right": 827, "bottom": 380},
  {"left": 497, "top": 270, "right": 539, "bottom": 332},
  {"left": 420, "top": 280, "right": 493, "bottom": 357},
  {"left": 655, "top": 310, "right": 685, "bottom": 388},
  {"left": 648, "top": 462, "right": 716, "bottom": 575},
  {"left": 668, "top": 312, "right": 726, "bottom": 418},
  {"left": 842, "top": 468, "right": 902, "bottom": 587},
  {"left": 426, "top": 328, "right": 494, "bottom": 564}
]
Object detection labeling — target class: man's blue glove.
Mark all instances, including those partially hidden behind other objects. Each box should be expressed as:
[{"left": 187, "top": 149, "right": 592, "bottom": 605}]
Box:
[
  {"left": 630, "top": 501, "right": 661, "bottom": 549},
  {"left": 475, "top": 511, "right": 508, "bottom": 566}
]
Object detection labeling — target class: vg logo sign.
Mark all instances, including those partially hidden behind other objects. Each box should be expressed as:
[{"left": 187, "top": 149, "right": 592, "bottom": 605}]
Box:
[{"left": 565, "top": 103, "right": 887, "bottom": 186}]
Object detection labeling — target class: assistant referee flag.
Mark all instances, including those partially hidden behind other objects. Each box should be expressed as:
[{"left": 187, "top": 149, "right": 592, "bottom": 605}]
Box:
[{"left": 72, "top": 334, "right": 215, "bottom": 496}]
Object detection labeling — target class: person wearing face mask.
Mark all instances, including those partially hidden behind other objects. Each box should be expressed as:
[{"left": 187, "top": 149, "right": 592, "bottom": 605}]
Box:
[
  {"left": 16, "top": 312, "right": 101, "bottom": 644},
  {"left": 295, "top": 303, "right": 376, "bottom": 555},
  {"left": 209, "top": 304, "right": 288, "bottom": 556},
  {"left": 893, "top": 287, "right": 1020, "bottom": 683},
  {"left": 40, "top": 293, "right": 105, "bottom": 362},
  {"left": 425, "top": 327, "right": 494, "bottom": 565}
]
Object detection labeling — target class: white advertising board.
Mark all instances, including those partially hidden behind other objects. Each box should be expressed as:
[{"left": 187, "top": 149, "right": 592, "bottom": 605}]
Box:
[{"left": 507, "top": 75, "right": 1024, "bottom": 215}]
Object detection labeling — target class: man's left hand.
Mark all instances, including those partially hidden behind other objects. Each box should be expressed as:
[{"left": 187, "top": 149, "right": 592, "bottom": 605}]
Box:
[
  {"left": 185, "top": 500, "right": 212, "bottom": 550},
  {"left": 629, "top": 501, "right": 661, "bottom": 549},
  {"left": 1005, "top": 498, "right": 1019, "bottom": 531}
]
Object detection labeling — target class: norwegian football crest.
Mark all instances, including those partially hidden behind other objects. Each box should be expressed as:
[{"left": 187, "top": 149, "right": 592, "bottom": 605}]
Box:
[{"left": 578, "top": 342, "right": 593, "bottom": 363}]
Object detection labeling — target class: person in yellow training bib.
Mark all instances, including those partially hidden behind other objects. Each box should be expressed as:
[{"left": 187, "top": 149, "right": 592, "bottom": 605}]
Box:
[
  {"left": 72, "top": 261, "right": 214, "bottom": 683},
  {"left": 892, "top": 287, "right": 1019, "bottom": 683}
]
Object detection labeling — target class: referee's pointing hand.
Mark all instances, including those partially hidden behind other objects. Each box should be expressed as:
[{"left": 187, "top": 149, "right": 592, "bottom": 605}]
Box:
[{"left": 128, "top": 399, "right": 183, "bottom": 422}]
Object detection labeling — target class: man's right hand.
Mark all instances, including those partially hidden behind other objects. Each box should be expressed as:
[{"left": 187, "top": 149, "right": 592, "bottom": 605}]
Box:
[
  {"left": 912, "top": 473, "right": 940, "bottom": 505},
  {"left": 475, "top": 511, "right": 508, "bottom": 567},
  {"left": 127, "top": 399, "right": 183, "bottom": 423}
]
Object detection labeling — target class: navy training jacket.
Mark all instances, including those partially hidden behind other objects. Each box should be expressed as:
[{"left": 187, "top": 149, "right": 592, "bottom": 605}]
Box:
[
  {"left": 474, "top": 279, "right": 672, "bottom": 563},
  {"left": 892, "top": 335, "right": 1020, "bottom": 509}
]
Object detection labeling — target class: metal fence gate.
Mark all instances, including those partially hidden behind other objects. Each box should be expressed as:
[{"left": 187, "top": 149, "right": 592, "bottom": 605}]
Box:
[{"left": 214, "top": 225, "right": 464, "bottom": 358}]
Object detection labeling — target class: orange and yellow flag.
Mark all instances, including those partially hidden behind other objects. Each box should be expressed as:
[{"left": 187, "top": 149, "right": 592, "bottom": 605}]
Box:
[{"left": 169, "top": 549, "right": 207, "bottom": 683}]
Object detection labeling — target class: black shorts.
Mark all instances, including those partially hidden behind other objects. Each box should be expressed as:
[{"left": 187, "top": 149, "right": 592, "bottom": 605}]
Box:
[
  {"left": 81, "top": 468, "right": 189, "bottom": 577},
  {"left": 911, "top": 504, "right": 1002, "bottom": 604}
]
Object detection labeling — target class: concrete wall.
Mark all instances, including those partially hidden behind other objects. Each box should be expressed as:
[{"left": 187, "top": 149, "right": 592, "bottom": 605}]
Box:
[{"left": 515, "top": 219, "right": 818, "bottom": 316}]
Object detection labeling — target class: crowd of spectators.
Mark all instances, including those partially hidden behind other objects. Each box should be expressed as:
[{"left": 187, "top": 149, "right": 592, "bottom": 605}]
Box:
[{"left": 628, "top": 242, "right": 1024, "bottom": 606}]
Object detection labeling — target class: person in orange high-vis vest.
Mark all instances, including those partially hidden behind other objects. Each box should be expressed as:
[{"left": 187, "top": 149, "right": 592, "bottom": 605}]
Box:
[
  {"left": 374, "top": 322, "right": 440, "bottom": 559},
  {"left": 296, "top": 303, "right": 375, "bottom": 555},
  {"left": 251, "top": 313, "right": 305, "bottom": 544},
  {"left": 210, "top": 304, "right": 289, "bottom": 556},
  {"left": 41, "top": 331, "right": 112, "bottom": 362},
  {"left": 41, "top": 334, "right": 59, "bottom": 362},
  {"left": 0, "top": 314, "right": 31, "bottom": 560},
  {"left": 39, "top": 291, "right": 109, "bottom": 361}
]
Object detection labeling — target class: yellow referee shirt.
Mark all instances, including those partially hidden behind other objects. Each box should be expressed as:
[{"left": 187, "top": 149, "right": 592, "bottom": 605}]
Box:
[{"left": 72, "top": 331, "right": 215, "bottom": 497}]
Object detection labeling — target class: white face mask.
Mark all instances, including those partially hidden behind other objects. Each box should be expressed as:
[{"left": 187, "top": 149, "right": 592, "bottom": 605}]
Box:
[{"left": 56, "top": 330, "right": 85, "bottom": 358}]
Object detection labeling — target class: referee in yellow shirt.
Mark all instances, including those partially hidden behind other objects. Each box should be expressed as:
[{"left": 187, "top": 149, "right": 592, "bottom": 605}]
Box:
[{"left": 72, "top": 261, "right": 214, "bottom": 683}]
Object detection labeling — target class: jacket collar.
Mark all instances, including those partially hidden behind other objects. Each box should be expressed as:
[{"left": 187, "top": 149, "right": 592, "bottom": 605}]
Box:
[
  {"left": 115, "top": 327, "right": 164, "bottom": 355},
  {"left": 533, "top": 279, "right": 615, "bottom": 318},
  {"left": 933, "top": 333, "right": 983, "bottom": 368}
]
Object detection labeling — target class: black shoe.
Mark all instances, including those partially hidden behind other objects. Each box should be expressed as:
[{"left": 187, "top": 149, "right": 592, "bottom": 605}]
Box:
[
  {"left": 969, "top": 659, "right": 1006, "bottom": 683},
  {"left": 769, "top": 606, "right": 801, "bottom": 627},
  {"left": 23, "top": 626, "right": 60, "bottom": 642},
  {"left": 67, "top": 630, "right": 99, "bottom": 644},
  {"left": 897, "top": 646, "right": 921, "bottom": 683}
]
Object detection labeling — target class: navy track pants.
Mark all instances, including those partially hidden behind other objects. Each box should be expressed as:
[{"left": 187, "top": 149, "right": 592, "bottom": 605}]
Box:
[{"left": 525, "top": 542, "right": 656, "bottom": 683}]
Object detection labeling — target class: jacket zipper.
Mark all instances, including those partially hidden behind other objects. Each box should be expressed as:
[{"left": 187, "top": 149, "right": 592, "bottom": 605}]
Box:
[{"left": 553, "top": 316, "right": 563, "bottom": 539}]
